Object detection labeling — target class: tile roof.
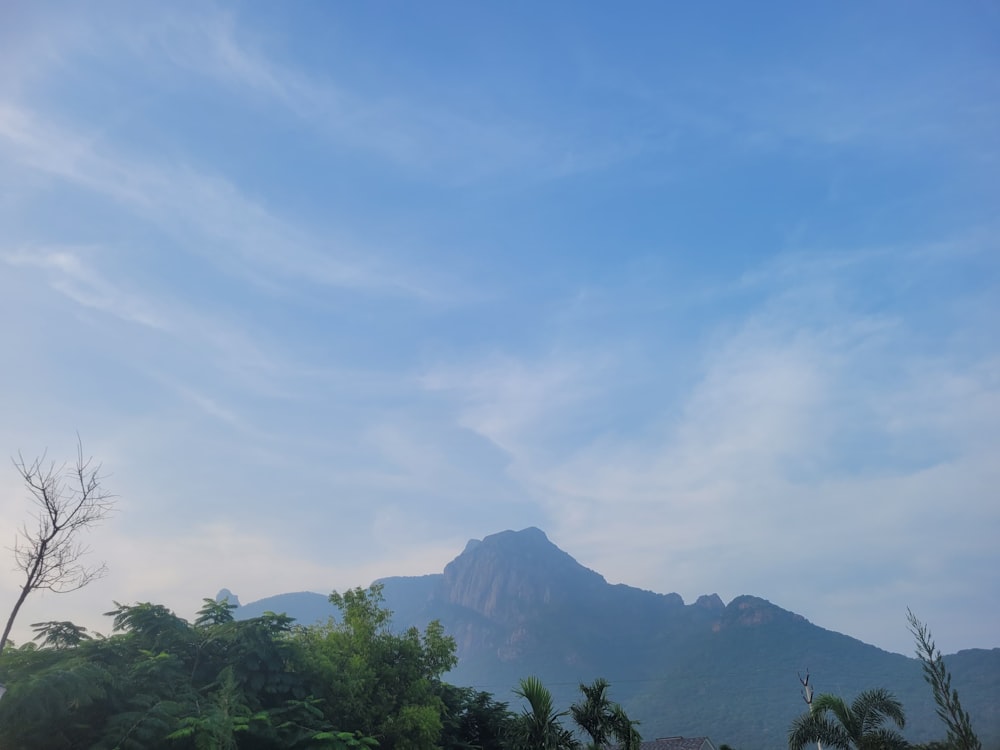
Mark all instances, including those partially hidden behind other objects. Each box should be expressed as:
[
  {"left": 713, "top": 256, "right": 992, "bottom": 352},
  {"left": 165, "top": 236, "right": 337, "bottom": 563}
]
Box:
[{"left": 637, "top": 737, "right": 715, "bottom": 750}]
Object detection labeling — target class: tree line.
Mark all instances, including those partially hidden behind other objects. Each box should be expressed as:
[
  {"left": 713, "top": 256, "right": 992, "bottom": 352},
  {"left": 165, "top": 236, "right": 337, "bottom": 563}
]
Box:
[{"left": 0, "top": 584, "right": 642, "bottom": 750}]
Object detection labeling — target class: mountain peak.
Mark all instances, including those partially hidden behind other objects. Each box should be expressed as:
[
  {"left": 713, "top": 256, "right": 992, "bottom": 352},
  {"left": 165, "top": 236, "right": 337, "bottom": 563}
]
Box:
[
  {"left": 442, "top": 528, "right": 606, "bottom": 621},
  {"left": 695, "top": 593, "right": 725, "bottom": 610},
  {"left": 215, "top": 588, "right": 241, "bottom": 607},
  {"left": 720, "top": 594, "right": 806, "bottom": 628}
]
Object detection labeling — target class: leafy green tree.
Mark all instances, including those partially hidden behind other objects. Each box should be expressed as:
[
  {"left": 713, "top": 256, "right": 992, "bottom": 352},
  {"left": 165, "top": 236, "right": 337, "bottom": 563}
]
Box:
[
  {"left": 294, "top": 583, "right": 458, "bottom": 750},
  {"left": 569, "top": 677, "right": 641, "bottom": 750},
  {"left": 508, "top": 675, "right": 580, "bottom": 750},
  {"left": 194, "top": 597, "right": 238, "bottom": 626},
  {"left": 438, "top": 684, "right": 514, "bottom": 750},
  {"left": 788, "top": 688, "right": 907, "bottom": 750},
  {"left": 608, "top": 704, "right": 641, "bottom": 750},
  {"left": 0, "top": 632, "right": 112, "bottom": 749},
  {"left": 166, "top": 667, "right": 252, "bottom": 750},
  {"left": 907, "top": 610, "right": 981, "bottom": 750}
]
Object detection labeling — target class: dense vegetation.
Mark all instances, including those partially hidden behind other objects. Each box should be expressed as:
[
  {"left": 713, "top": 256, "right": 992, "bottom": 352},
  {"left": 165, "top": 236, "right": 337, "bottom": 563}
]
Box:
[
  {"left": 0, "top": 585, "right": 636, "bottom": 749},
  {"left": 1, "top": 587, "right": 992, "bottom": 750}
]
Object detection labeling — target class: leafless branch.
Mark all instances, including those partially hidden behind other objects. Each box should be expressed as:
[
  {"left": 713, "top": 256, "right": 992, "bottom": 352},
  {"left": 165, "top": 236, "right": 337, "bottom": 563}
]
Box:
[{"left": 1, "top": 439, "right": 115, "bottom": 654}]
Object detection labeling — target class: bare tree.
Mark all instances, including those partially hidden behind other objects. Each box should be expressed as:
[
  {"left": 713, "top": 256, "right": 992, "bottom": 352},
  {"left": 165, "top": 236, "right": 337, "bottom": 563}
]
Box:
[
  {"left": 798, "top": 669, "right": 823, "bottom": 750},
  {"left": 1, "top": 440, "right": 114, "bottom": 654}
]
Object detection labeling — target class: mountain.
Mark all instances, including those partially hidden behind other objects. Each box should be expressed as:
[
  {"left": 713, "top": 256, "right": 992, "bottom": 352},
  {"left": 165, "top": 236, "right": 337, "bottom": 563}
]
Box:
[{"left": 226, "top": 528, "right": 1000, "bottom": 750}]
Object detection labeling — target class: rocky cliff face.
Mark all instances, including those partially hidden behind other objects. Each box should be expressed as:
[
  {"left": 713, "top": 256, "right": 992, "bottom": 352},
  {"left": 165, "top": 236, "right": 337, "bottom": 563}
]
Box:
[
  {"left": 719, "top": 594, "right": 807, "bottom": 628},
  {"left": 440, "top": 527, "right": 607, "bottom": 623}
]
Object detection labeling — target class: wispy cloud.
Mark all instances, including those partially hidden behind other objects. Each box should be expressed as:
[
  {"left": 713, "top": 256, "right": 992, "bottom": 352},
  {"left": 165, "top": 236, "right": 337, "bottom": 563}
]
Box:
[
  {"left": 143, "top": 10, "right": 596, "bottom": 183},
  {"left": 3, "top": 245, "right": 168, "bottom": 329},
  {"left": 1, "top": 240, "right": 302, "bottom": 410},
  {"left": 421, "top": 353, "right": 606, "bottom": 459},
  {"left": 6, "top": 4, "right": 661, "bottom": 186},
  {"left": 0, "top": 100, "right": 452, "bottom": 302}
]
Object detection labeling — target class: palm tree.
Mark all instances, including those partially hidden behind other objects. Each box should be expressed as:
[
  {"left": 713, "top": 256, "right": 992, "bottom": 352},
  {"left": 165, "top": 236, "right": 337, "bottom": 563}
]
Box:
[
  {"left": 570, "top": 678, "right": 641, "bottom": 750},
  {"left": 509, "top": 676, "right": 580, "bottom": 750},
  {"left": 609, "top": 704, "right": 642, "bottom": 750},
  {"left": 788, "top": 688, "right": 907, "bottom": 750}
]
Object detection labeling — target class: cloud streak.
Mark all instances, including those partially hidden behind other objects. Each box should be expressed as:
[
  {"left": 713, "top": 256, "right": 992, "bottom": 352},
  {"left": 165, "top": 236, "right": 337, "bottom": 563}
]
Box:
[{"left": 0, "top": 102, "right": 439, "bottom": 298}]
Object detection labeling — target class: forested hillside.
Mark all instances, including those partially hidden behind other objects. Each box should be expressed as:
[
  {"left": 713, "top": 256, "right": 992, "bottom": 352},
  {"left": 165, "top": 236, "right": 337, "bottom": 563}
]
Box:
[{"left": 234, "top": 528, "right": 1000, "bottom": 750}]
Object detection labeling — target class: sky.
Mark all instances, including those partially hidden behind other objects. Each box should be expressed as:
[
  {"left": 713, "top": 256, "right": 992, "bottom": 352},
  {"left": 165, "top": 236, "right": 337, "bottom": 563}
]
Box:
[{"left": 1, "top": 1, "right": 998, "bottom": 658}]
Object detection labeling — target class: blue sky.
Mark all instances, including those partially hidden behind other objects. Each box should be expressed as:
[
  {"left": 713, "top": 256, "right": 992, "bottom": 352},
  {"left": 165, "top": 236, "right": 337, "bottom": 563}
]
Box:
[{"left": 1, "top": 1, "right": 998, "bottom": 656}]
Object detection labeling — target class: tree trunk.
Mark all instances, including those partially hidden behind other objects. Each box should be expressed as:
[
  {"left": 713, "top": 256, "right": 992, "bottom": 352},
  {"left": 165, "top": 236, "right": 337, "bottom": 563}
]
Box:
[{"left": 0, "top": 583, "right": 33, "bottom": 655}]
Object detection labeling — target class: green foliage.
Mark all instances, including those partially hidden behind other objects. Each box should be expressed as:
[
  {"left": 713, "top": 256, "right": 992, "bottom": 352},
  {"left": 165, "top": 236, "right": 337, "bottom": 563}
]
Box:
[
  {"left": 438, "top": 684, "right": 514, "bottom": 750},
  {"left": 509, "top": 675, "right": 581, "bottom": 750},
  {"left": 0, "top": 589, "right": 649, "bottom": 750},
  {"left": 787, "top": 688, "right": 907, "bottom": 750},
  {"left": 329, "top": 585, "right": 393, "bottom": 637},
  {"left": 294, "top": 583, "right": 459, "bottom": 750},
  {"left": 0, "top": 602, "right": 368, "bottom": 749},
  {"left": 907, "top": 610, "right": 982, "bottom": 750},
  {"left": 311, "top": 730, "right": 381, "bottom": 750},
  {"left": 31, "top": 620, "right": 93, "bottom": 649},
  {"left": 0, "top": 639, "right": 112, "bottom": 749},
  {"left": 570, "top": 677, "right": 641, "bottom": 750},
  {"left": 165, "top": 667, "right": 254, "bottom": 749},
  {"left": 608, "top": 704, "right": 642, "bottom": 750},
  {"left": 195, "top": 597, "right": 238, "bottom": 627}
]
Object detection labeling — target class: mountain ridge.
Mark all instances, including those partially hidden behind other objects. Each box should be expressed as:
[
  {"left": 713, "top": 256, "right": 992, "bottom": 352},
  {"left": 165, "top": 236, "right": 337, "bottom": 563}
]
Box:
[{"left": 223, "top": 528, "right": 999, "bottom": 750}]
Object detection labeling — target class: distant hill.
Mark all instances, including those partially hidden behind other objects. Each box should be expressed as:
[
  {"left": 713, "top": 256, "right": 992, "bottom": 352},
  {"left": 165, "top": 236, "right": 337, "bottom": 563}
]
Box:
[{"left": 224, "top": 527, "right": 1000, "bottom": 750}]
